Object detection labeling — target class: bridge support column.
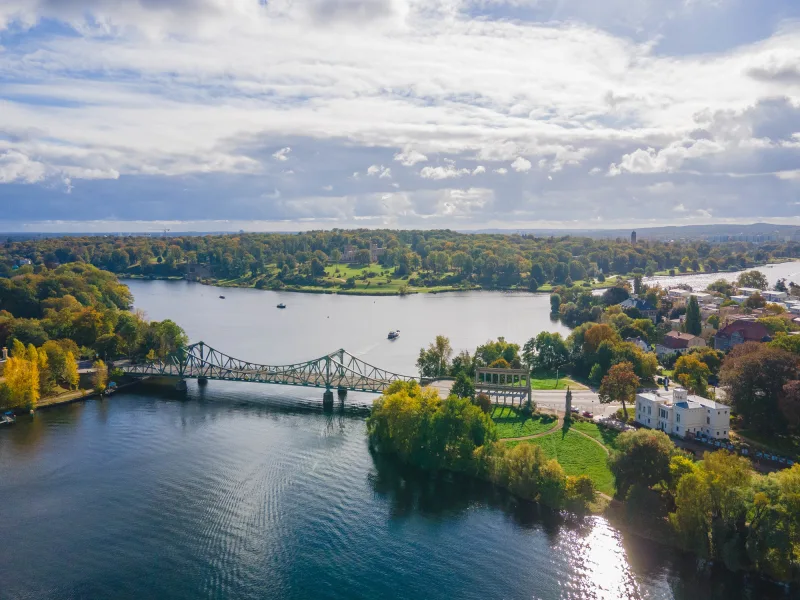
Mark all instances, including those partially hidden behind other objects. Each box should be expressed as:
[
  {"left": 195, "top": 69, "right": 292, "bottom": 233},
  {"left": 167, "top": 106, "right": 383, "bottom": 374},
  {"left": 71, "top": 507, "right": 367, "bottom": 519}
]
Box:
[
  {"left": 337, "top": 387, "right": 347, "bottom": 400},
  {"left": 198, "top": 376, "right": 208, "bottom": 386},
  {"left": 175, "top": 379, "right": 188, "bottom": 391},
  {"left": 323, "top": 389, "right": 334, "bottom": 410}
]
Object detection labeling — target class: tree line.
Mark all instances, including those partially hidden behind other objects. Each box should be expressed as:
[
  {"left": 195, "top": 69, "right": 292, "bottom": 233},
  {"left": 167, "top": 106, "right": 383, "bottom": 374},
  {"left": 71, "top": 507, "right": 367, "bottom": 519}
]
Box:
[{"left": 3, "top": 229, "right": 798, "bottom": 292}]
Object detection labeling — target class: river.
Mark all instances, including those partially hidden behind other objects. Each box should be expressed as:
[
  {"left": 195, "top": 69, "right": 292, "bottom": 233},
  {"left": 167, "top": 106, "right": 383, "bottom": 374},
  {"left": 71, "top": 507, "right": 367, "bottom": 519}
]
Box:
[{"left": 0, "top": 279, "right": 795, "bottom": 599}]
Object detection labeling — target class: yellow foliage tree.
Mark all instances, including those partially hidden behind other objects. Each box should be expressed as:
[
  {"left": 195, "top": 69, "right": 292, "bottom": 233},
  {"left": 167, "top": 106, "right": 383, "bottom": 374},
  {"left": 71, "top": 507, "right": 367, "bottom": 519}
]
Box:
[
  {"left": 3, "top": 355, "right": 40, "bottom": 409},
  {"left": 64, "top": 351, "right": 79, "bottom": 390},
  {"left": 92, "top": 359, "right": 108, "bottom": 392}
]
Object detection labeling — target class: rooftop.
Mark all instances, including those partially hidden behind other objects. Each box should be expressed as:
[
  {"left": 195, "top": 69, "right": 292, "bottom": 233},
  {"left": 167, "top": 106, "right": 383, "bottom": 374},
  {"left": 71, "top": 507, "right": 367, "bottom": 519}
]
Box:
[{"left": 638, "top": 388, "right": 728, "bottom": 410}]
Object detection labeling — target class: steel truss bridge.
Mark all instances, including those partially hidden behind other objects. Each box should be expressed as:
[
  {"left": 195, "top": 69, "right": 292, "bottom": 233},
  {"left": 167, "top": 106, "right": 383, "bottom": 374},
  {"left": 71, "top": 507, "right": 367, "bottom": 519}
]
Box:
[{"left": 119, "top": 342, "right": 417, "bottom": 400}]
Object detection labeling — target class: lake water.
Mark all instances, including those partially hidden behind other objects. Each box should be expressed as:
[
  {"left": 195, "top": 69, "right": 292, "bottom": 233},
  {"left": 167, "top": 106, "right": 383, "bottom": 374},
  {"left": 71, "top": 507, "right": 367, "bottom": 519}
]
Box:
[
  {"left": 642, "top": 260, "right": 800, "bottom": 291},
  {"left": 0, "top": 280, "right": 794, "bottom": 599}
]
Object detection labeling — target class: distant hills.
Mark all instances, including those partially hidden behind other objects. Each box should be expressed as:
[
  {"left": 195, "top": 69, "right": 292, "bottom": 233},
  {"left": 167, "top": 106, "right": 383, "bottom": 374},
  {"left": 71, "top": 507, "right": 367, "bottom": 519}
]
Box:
[{"left": 466, "top": 223, "right": 800, "bottom": 241}]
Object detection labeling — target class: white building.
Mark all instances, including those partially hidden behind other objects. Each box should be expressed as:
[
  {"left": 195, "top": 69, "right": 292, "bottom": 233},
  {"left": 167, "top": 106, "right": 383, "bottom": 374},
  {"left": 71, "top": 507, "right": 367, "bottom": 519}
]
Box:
[
  {"left": 635, "top": 388, "right": 730, "bottom": 440},
  {"left": 737, "top": 287, "right": 761, "bottom": 297},
  {"left": 763, "top": 290, "right": 788, "bottom": 302}
]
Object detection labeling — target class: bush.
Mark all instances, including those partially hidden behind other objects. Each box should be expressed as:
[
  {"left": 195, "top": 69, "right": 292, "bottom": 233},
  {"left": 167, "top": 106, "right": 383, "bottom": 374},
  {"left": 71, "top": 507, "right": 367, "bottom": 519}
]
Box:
[
  {"left": 565, "top": 474, "right": 596, "bottom": 512},
  {"left": 474, "top": 392, "right": 492, "bottom": 413}
]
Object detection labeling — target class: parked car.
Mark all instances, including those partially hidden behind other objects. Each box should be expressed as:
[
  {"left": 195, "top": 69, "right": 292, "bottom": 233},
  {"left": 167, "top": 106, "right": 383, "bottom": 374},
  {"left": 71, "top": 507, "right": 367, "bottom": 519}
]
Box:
[{"left": 582, "top": 411, "right": 593, "bottom": 418}]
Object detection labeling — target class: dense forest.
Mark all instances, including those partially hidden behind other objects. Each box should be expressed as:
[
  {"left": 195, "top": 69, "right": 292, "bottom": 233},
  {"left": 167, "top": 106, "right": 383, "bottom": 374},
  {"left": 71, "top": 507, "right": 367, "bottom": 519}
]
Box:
[
  {"left": 0, "top": 263, "right": 187, "bottom": 410},
  {"left": 2, "top": 230, "right": 799, "bottom": 293}
]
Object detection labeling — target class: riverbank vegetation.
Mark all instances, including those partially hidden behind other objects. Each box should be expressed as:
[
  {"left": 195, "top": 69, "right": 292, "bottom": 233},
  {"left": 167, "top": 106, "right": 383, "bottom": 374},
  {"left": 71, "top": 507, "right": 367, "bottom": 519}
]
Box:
[
  {"left": 370, "top": 380, "right": 800, "bottom": 582},
  {"left": 0, "top": 263, "right": 188, "bottom": 411},
  {"left": 367, "top": 381, "right": 598, "bottom": 513},
  {"left": 3, "top": 229, "right": 798, "bottom": 295}
]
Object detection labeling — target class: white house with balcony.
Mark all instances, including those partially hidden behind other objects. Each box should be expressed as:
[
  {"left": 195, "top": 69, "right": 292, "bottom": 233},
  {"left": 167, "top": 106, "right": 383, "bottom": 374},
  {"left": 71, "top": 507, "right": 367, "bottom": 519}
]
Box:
[{"left": 635, "top": 388, "right": 730, "bottom": 440}]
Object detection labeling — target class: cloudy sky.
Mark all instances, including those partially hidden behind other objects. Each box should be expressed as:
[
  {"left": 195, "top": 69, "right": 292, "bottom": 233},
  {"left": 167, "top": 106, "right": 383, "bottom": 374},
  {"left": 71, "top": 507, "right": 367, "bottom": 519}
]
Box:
[{"left": 1, "top": 0, "right": 799, "bottom": 232}]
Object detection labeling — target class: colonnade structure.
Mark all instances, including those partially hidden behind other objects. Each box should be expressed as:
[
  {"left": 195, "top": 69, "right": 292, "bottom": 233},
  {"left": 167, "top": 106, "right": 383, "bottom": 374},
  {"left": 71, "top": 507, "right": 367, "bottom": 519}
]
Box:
[{"left": 474, "top": 367, "right": 532, "bottom": 407}]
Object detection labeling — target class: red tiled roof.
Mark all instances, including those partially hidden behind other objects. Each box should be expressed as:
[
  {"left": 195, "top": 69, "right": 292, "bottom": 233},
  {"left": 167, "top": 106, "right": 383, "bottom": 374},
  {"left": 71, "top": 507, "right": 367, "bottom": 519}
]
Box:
[
  {"left": 661, "top": 331, "right": 700, "bottom": 349},
  {"left": 716, "top": 320, "right": 771, "bottom": 342}
]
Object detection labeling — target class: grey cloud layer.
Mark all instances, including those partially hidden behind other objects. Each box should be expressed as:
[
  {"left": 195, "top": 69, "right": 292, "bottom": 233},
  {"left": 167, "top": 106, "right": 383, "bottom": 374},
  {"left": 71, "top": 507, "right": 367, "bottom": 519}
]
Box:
[{"left": 0, "top": 0, "right": 799, "bottom": 228}]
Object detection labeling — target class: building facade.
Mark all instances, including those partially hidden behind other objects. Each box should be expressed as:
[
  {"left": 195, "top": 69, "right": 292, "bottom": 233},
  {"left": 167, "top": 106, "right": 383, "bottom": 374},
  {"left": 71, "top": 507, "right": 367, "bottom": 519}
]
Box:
[{"left": 635, "top": 388, "right": 730, "bottom": 440}]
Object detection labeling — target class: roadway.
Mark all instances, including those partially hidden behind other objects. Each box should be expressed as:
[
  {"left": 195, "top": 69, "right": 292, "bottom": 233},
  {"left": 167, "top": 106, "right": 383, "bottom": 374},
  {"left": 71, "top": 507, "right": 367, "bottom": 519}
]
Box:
[{"left": 425, "top": 380, "right": 620, "bottom": 417}]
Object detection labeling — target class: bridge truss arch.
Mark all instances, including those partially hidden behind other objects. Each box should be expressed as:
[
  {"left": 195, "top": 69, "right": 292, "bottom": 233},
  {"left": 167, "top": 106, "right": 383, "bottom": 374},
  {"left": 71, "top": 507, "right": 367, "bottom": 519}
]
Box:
[{"left": 119, "top": 342, "right": 417, "bottom": 394}]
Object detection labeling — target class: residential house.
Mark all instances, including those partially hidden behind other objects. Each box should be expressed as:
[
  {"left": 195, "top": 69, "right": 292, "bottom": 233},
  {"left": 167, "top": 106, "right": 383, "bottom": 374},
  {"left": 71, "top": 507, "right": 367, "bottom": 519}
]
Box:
[
  {"left": 763, "top": 290, "right": 788, "bottom": 302},
  {"left": 737, "top": 287, "right": 762, "bottom": 297},
  {"left": 714, "top": 320, "right": 772, "bottom": 351},
  {"left": 619, "top": 297, "right": 659, "bottom": 323},
  {"left": 635, "top": 387, "right": 731, "bottom": 440},
  {"left": 655, "top": 331, "right": 706, "bottom": 357},
  {"left": 625, "top": 337, "right": 650, "bottom": 352}
]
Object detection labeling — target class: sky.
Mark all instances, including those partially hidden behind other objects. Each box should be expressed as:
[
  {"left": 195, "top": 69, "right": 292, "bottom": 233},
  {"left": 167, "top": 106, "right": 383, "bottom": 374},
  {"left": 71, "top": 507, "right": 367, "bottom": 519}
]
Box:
[{"left": 0, "top": 0, "right": 799, "bottom": 233}]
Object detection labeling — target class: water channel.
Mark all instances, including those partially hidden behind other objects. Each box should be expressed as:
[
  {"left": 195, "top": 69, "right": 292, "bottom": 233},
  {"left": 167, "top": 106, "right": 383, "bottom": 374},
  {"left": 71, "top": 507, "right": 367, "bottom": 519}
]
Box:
[{"left": 2, "top": 263, "right": 799, "bottom": 599}]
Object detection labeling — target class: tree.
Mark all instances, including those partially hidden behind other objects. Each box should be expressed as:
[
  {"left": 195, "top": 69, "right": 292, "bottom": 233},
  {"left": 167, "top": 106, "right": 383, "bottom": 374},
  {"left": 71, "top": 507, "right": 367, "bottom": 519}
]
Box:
[
  {"left": 674, "top": 354, "right": 711, "bottom": 396},
  {"left": 770, "top": 335, "right": 800, "bottom": 356},
  {"left": 92, "top": 359, "right": 108, "bottom": 392},
  {"left": 473, "top": 392, "right": 492, "bottom": 414},
  {"left": 737, "top": 270, "right": 768, "bottom": 290},
  {"left": 583, "top": 323, "right": 619, "bottom": 355},
  {"left": 779, "top": 380, "right": 800, "bottom": 429},
  {"left": 744, "top": 292, "right": 766, "bottom": 309},
  {"left": 416, "top": 335, "right": 453, "bottom": 378},
  {"left": 602, "top": 286, "right": 629, "bottom": 306},
  {"left": 608, "top": 428, "right": 674, "bottom": 498},
  {"left": 3, "top": 352, "right": 39, "bottom": 409},
  {"left": 64, "top": 351, "right": 79, "bottom": 390},
  {"left": 684, "top": 295, "right": 701, "bottom": 336},
  {"left": 633, "top": 274, "right": 643, "bottom": 296},
  {"left": 707, "top": 279, "right": 735, "bottom": 297},
  {"left": 720, "top": 343, "right": 798, "bottom": 433},
  {"left": 355, "top": 248, "right": 371, "bottom": 265},
  {"left": 451, "top": 372, "right": 475, "bottom": 400},
  {"left": 523, "top": 331, "right": 569, "bottom": 373},
  {"left": 549, "top": 293, "right": 561, "bottom": 313},
  {"left": 598, "top": 361, "right": 639, "bottom": 418},
  {"left": 687, "top": 346, "right": 725, "bottom": 374}
]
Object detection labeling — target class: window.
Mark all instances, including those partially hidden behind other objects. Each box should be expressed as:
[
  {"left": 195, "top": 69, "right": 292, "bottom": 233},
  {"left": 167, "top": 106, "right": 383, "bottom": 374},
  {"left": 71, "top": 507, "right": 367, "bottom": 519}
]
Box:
[
  {"left": 676, "top": 426, "right": 680, "bottom": 432},
  {"left": 707, "top": 417, "right": 710, "bottom": 424},
  {"left": 676, "top": 414, "right": 680, "bottom": 423},
  {"left": 717, "top": 432, "right": 719, "bottom": 436}
]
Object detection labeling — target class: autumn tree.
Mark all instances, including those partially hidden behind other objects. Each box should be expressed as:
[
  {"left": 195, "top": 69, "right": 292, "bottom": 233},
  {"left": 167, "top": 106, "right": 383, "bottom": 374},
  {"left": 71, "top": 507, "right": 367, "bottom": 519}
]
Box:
[
  {"left": 598, "top": 361, "right": 639, "bottom": 418},
  {"left": 416, "top": 335, "right": 453, "bottom": 378},
  {"left": 674, "top": 354, "right": 711, "bottom": 397},
  {"left": 64, "top": 351, "right": 79, "bottom": 390},
  {"left": 719, "top": 343, "right": 798, "bottom": 433},
  {"left": 92, "top": 359, "right": 108, "bottom": 392},
  {"left": 737, "top": 270, "right": 768, "bottom": 290},
  {"left": 608, "top": 428, "right": 674, "bottom": 498}
]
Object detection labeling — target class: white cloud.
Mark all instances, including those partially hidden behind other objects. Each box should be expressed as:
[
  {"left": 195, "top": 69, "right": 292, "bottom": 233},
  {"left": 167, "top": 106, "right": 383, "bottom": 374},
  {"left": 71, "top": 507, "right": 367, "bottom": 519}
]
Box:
[
  {"left": 472, "top": 165, "right": 486, "bottom": 175},
  {"left": 394, "top": 148, "right": 428, "bottom": 166},
  {"left": 420, "top": 164, "right": 470, "bottom": 179},
  {"left": 511, "top": 157, "right": 532, "bottom": 173},
  {"left": 494, "top": 167, "right": 508, "bottom": 175},
  {"left": 367, "top": 164, "right": 392, "bottom": 178},
  {"left": 0, "top": 150, "right": 47, "bottom": 184},
  {"left": 272, "top": 147, "right": 292, "bottom": 161}
]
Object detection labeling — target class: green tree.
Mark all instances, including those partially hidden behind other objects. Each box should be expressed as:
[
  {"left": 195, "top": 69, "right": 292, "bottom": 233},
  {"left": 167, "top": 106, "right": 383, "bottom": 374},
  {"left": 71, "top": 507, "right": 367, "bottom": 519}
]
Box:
[
  {"left": 451, "top": 372, "right": 475, "bottom": 400},
  {"left": 416, "top": 335, "right": 453, "bottom": 378},
  {"left": 549, "top": 293, "right": 561, "bottom": 313},
  {"left": 707, "top": 279, "right": 735, "bottom": 297},
  {"left": 674, "top": 354, "right": 711, "bottom": 397},
  {"left": 608, "top": 428, "right": 674, "bottom": 498},
  {"left": 737, "top": 270, "right": 768, "bottom": 290},
  {"left": 684, "top": 295, "right": 702, "bottom": 336},
  {"left": 523, "top": 331, "right": 569, "bottom": 373}
]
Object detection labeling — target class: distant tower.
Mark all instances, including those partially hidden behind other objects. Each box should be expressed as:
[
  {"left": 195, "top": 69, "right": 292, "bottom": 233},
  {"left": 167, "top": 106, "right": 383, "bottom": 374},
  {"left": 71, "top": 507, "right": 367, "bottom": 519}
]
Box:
[{"left": 631, "top": 231, "right": 637, "bottom": 245}]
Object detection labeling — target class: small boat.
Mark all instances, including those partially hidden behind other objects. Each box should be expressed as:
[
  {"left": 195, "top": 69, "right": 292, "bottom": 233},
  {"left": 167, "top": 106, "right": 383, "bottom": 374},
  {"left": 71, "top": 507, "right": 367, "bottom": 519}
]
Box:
[
  {"left": 277, "top": 303, "right": 286, "bottom": 309},
  {"left": 388, "top": 330, "right": 399, "bottom": 340},
  {"left": 219, "top": 295, "right": 226, "bottom": 299},
  {"left": 1, "top": 411, "right": 16, "bottom": 425}
]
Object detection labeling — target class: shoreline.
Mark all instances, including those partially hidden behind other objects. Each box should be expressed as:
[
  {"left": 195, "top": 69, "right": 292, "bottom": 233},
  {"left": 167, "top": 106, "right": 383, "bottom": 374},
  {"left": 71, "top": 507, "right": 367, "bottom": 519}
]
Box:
[{"left": 119, "top": 257, "right": 800, "bottom": 297}]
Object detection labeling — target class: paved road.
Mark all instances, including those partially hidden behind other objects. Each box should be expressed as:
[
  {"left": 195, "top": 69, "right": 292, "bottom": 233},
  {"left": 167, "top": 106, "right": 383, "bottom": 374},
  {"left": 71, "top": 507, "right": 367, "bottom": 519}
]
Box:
[{"left": 425, "top": 380, "right": 620, "bottom": 417}]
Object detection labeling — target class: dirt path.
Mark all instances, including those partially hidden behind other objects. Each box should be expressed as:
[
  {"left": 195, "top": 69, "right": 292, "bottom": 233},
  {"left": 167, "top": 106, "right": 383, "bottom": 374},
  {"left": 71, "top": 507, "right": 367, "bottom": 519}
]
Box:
[{"left": 499, "top": 414, "right": 563, "bottom": 442}]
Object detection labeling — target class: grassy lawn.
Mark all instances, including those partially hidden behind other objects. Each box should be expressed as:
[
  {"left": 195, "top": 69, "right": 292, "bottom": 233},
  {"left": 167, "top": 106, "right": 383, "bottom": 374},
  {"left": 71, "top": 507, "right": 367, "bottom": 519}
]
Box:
[
  {"left": 570, "top": 420, "right": 622, "bottom": 451},
  {"left": 490, "top": 406, "right": 557, "bottom": 439},
  {"left": 510, "top": 429, "right": 616, "bottom": 496},
  {"left": 529, "top": 375, "right": 587, "bottom": 390},
  {"left": 733, "top": 429, "right": 800, "bottom": 459}
]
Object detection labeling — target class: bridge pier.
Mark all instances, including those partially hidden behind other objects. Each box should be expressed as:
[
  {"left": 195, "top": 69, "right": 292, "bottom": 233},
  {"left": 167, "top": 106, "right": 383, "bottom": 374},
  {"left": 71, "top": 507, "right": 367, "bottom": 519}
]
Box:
[
  {"left": 198, "top": 376, "right": 208, "bottom": 385},
  {"left": 337, "top": 387, "right": 347, "bottom": 400},
  {"left": 175, "top": 379, "right": 188, "bottom": 391},
  {"left": 323, "top": 389, "right": 334, "bottom": 410}
]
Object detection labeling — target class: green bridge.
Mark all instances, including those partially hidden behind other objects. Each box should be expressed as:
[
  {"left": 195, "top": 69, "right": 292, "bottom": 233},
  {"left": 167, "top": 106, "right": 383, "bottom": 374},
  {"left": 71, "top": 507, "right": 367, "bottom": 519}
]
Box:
[{"left": 118, "top": 342, "right": 418, "bottom": 407}]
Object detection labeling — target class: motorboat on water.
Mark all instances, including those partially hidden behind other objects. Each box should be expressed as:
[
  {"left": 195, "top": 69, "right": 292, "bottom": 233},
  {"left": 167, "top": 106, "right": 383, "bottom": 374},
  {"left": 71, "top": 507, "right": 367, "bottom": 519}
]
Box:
[
  {"left": 277, "top": 303, "right": 286, "bottom": 309},
  {"left": 219, "top": 295, "right": 226, "bottom": 299},
  {"left": 388, "top": 330, "right": 399, "bottom": 340},
  {"left": 1, "top": 411, "right": 16, "bottom": 425}
]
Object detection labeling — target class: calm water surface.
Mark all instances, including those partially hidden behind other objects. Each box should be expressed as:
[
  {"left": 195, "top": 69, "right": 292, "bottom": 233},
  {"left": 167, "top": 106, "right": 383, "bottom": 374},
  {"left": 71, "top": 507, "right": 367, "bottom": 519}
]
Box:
[{"left": 0, "top": 281, "right": 793, "bottom": 599}]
